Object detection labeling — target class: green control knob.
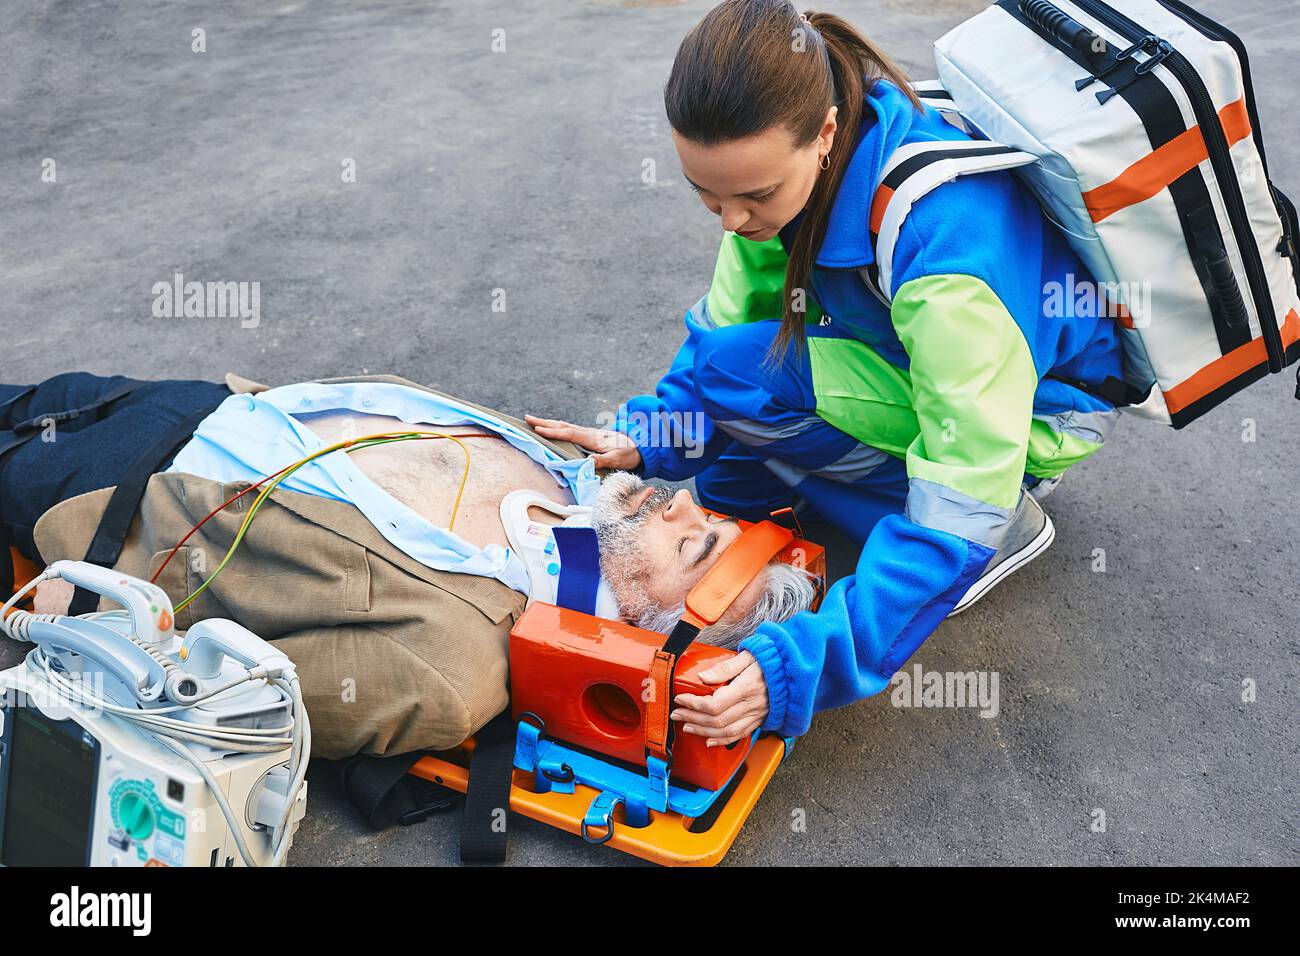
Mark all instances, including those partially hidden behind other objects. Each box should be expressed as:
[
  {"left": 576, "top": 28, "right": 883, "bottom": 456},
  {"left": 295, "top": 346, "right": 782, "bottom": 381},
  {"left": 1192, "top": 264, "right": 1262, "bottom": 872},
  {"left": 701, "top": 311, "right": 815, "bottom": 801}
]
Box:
[{"left": 118, "top": 792, "right": 155, "bottom": 841}]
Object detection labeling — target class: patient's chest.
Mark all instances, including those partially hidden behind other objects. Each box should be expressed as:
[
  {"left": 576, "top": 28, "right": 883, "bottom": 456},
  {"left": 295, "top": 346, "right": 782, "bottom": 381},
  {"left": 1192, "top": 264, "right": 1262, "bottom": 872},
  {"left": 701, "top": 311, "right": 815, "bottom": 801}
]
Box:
[{"left": 293, "top": 410, "right": 574, "bottom": 550}]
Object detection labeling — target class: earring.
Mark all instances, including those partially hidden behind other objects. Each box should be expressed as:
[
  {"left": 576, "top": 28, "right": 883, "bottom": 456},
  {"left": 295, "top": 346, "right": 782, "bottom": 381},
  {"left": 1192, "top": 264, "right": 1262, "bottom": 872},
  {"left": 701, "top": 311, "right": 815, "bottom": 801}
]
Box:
[{"left": 819, "top": 152, "right": 830, "bottom": 170}]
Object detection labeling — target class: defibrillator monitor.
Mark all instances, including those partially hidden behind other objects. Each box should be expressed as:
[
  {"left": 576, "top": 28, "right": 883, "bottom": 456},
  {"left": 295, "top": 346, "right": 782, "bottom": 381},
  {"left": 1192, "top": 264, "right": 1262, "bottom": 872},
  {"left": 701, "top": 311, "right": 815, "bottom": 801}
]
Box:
[
  {"left": 0, "top": 691, "right": 100, "bottom": 867},
  {"left": 0, "top": 673, "right": 288, "bottom": 868},
  {"left": 0, "top": 561, "right": 311, "bottom": 867}
]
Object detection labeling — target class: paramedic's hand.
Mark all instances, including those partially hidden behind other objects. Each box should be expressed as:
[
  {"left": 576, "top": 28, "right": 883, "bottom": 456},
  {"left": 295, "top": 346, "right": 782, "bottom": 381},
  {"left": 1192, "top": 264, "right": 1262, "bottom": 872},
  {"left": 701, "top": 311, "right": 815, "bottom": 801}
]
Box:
[
  {"left": 672, "top": 651, "right": 769, "bottom": 747},
  {"left": 524, "top": 415, "right": 642, "bottom": 471}
]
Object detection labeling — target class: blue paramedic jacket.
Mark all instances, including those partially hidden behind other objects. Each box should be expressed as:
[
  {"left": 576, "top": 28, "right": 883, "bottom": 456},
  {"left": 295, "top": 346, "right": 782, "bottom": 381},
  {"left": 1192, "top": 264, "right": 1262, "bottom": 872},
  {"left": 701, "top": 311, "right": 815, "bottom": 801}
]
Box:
[{"left": 617, "top": 80, "right": 1122, "bottom": 738}]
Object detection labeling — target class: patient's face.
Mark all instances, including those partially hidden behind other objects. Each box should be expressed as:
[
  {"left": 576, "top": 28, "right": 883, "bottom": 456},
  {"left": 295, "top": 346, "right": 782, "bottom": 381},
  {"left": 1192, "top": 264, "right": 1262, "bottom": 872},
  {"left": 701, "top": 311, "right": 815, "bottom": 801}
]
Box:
[{"left": 592, "top": 472, "right": 766, "bottom": 624}]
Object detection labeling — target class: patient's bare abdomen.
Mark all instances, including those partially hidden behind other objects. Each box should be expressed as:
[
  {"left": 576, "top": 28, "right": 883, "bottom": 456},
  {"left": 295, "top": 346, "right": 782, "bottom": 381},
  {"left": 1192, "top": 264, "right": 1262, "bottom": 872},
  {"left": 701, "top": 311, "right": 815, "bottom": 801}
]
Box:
[{"left": 293, "top": 409, "right": 574, "bottom": 550}]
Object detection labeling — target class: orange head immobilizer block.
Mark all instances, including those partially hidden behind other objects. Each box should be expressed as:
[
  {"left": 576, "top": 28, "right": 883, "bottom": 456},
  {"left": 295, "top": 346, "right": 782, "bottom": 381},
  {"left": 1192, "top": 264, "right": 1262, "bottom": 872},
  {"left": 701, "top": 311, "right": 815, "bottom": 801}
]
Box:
[{"left": 510, "top": 517, "right": 824, "bottom": 792}]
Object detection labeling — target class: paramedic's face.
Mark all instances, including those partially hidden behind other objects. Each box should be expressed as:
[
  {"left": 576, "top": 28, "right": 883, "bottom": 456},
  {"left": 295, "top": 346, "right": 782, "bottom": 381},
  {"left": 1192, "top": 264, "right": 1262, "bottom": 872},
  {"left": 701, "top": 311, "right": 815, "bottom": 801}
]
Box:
[
  {"left": 593, "top": 473, "right": 765, "bottom": 622},
  {"left": 672, "top": 106, "right": 837, "bottom": 243}
]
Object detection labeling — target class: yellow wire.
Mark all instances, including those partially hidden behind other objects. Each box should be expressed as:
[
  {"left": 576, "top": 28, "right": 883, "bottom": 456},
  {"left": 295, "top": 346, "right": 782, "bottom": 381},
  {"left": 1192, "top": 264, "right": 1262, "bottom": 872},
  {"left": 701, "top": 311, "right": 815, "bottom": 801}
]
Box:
[{"left": 175, "top": 430, "right": 473, "bottom": 614}]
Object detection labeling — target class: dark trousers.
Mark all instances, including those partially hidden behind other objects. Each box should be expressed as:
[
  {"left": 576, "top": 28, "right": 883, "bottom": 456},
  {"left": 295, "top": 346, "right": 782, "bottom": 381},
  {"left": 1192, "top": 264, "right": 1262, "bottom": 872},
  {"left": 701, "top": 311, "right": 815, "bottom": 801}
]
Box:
[{"left": 0, "top": 372, "right": 231, "bottom": 563}]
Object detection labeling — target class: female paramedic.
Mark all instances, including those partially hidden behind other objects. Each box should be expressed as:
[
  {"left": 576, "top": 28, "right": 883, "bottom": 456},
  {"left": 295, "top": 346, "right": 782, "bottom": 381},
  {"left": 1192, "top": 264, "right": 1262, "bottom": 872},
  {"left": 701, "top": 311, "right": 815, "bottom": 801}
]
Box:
[{"left": 527, "top": 0, "right": 1123, "bottom": 746}]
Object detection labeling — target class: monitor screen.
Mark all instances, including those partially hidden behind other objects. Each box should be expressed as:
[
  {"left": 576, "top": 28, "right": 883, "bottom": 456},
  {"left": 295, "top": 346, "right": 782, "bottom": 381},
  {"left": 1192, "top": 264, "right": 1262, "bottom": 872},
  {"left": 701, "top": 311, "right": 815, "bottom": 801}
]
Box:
[{"left": 0, "top": 697, "right": 99, "bottom": 867}]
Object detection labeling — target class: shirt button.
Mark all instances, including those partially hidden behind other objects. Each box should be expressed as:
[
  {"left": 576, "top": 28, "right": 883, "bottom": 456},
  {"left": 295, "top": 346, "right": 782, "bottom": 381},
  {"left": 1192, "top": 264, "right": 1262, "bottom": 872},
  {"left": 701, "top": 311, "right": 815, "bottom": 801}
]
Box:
[
  {"left": 362, "top": 397, "right": 374, "bottom": 408},
  {"left": 300, "top": 397, "right": 311, "bottom": 406}
]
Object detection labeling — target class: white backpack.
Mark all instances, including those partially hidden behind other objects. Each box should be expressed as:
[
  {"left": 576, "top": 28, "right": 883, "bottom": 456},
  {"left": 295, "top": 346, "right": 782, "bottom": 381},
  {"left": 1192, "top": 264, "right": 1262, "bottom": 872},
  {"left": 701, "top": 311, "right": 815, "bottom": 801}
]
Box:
[{"left": 873, "top": 0, "right": 1300, "bottom": 427}]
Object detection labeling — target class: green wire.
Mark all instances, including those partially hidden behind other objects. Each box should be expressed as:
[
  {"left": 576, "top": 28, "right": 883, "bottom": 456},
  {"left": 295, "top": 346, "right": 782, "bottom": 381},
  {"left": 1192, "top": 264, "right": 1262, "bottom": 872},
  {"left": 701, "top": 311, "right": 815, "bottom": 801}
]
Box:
[{"left": 174, "top": 434, "right": 439, "bottom": 615}]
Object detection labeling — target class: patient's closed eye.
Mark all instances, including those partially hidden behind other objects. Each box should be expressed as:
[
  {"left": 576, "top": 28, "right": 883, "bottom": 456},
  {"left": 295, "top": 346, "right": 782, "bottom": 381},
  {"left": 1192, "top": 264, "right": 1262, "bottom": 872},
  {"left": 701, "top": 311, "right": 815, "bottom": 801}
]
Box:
[{"left": 691, "top": 532, "right": 718, "bottom": 569}]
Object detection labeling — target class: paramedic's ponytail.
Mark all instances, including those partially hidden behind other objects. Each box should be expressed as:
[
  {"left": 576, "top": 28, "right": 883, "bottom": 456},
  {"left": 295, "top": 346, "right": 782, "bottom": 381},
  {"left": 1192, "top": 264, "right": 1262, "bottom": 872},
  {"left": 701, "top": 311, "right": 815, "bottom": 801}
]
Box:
[{"left": 664, "top": 0, "right": 920, "bottom": 363}]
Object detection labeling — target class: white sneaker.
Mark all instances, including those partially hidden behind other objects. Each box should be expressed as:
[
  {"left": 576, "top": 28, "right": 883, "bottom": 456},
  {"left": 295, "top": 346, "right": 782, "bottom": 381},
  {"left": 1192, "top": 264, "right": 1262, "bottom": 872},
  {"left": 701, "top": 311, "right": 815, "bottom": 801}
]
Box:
[
  {"left": 947, "top": 492, "right": 1055, "bottom": 617},
  {"left": 1026, "top": 472, "right": 1065, "bottom": 502}
]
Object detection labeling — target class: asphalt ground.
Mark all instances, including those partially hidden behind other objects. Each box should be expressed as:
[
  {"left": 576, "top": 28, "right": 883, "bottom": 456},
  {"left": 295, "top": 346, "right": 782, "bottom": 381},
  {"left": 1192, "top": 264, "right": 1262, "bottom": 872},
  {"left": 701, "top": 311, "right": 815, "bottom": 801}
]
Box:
[{"left": 1, "top": 0, "right": 1295, "bottom": 866}]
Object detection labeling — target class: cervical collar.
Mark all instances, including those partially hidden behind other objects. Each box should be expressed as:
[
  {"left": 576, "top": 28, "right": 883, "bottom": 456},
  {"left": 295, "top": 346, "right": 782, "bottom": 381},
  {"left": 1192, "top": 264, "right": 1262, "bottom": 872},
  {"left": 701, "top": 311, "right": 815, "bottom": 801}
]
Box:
[{"left": 499, "top": 489, "right": 621, "bottom": 619}]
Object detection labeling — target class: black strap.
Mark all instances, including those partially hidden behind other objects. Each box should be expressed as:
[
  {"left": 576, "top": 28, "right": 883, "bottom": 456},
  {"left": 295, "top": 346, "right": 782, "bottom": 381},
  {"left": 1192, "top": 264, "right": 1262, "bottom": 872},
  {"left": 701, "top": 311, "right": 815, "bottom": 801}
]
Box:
[
  {"left": 661, "top": 618, "right": 701, "bottom": 660},
  {"left": 874, "top": 143, "right": 1031, "bottom": 199},
  {"left": 339, "top": 752, "right": 459, "bottom": 829},
  {"left": 459, "top": 711, "right": 517, "bottom": 863},
  {"left": 0, "top": 379, "right": 140, "bottom": 442},
  {"left": 0, "top": 380, "right": 143, "bottom": 602},
  {"left": 337, "top": 711, "right": 516, "bottom": 863},
  {"left": 67, "top": 407, "right": 219, "bottom": 616},
  {"left": 1045, "top": 373, "right": 1149, "bottom": 409}
]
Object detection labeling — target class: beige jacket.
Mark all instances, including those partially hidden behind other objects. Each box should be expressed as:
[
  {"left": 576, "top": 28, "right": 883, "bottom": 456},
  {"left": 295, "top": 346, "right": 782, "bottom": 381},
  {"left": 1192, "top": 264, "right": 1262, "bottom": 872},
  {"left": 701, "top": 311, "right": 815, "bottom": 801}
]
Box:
[{"left": 31, "top": 374, "right": 582, "bottom": 760}]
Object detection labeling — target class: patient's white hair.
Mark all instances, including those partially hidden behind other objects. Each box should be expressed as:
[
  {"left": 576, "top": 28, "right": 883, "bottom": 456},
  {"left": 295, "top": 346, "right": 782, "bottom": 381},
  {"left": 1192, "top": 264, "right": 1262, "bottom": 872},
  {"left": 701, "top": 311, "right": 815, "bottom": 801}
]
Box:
[{"left": 634, "top": 561, "right": 818, "bottom": 650}]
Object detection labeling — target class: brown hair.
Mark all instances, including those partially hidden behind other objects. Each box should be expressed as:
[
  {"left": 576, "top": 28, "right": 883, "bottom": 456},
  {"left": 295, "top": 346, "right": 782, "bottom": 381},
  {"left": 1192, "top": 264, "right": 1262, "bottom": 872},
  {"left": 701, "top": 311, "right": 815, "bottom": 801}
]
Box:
[{"left": 664, "top": 0, "right": 920, "bottom": 363}]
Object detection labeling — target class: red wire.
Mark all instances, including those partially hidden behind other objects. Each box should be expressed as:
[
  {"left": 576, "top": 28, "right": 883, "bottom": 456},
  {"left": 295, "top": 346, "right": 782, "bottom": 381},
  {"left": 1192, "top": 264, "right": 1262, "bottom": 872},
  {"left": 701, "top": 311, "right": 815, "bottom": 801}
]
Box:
[
  {"left": 148, "top": 432, "right": 507, "bottom": 586},
  {"left": 149, "top": 463, "right": 292, "bottom": 584}
]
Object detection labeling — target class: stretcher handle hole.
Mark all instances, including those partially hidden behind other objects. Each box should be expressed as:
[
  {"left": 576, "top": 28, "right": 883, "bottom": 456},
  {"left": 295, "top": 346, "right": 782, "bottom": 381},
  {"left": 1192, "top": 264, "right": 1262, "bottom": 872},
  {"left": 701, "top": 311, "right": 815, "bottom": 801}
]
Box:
[{"left": 580, "top": 682, "right": 641, "bottom": 738}]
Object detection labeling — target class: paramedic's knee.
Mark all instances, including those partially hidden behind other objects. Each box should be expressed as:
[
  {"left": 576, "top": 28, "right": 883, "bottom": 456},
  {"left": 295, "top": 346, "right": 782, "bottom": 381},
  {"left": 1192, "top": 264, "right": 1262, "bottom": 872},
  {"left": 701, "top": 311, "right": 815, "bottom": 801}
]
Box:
[{"left": 695, "top": 457, "right": 793, "bottom": 520}]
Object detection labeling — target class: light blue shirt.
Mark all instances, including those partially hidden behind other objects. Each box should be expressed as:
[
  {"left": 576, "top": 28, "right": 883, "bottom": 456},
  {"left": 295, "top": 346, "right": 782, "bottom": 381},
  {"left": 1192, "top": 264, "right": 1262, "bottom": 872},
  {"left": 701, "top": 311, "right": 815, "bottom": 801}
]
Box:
[{"left": 167, "top": 381, "right": 601, "bottom": 595}]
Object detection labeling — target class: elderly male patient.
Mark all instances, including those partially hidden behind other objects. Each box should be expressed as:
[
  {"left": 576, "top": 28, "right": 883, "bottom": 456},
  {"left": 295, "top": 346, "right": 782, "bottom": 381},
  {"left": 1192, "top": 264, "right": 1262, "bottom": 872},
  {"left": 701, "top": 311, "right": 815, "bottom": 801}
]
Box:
[{"left": 0, "top": 372, "right": 813, "bottom": 759}]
